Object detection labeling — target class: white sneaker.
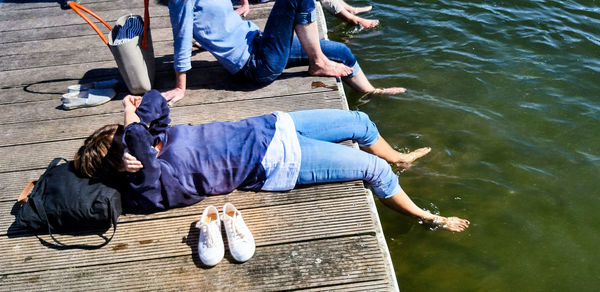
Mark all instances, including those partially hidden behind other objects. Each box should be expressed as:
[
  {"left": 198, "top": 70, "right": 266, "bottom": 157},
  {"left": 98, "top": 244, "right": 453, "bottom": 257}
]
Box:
[
  {"left": 195, "top": 206, "right": 224, "bottom": 266},
  {"left": 222, "top": 203, "right": 255, "bottom": 262}
]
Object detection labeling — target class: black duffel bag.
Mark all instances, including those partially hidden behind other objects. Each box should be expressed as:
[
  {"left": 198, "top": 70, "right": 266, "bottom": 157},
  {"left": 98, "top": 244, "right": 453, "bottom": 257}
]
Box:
[{"left": 14, "top": 158, "right": 123, "bottom": 249}]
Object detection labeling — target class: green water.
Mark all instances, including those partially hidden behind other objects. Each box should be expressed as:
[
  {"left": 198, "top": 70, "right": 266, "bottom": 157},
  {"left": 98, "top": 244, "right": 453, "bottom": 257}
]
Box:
[{"left": 326, "top": 0, "right": 600, "bottom": 290}]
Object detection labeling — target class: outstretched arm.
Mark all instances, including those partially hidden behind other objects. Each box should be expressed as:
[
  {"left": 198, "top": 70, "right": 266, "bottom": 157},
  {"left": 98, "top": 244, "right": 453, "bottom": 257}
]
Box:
[{"left": 166, "top": 0, "right": 194, "bottom": 105}]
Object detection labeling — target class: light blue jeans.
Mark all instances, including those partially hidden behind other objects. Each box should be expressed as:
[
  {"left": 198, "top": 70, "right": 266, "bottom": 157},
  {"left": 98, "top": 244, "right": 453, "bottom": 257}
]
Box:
[{"left": 290, "top": 109, "right": 402, "bottom": 199}]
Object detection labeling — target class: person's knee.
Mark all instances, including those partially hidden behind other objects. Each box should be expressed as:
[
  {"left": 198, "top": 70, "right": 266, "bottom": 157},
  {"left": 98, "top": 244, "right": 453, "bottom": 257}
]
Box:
[
  {"left": 353, "top": 111, "right": 379, "bottom": 146},
  {"left": 366, "top": 158, "right": 399, "bottom": 198}
]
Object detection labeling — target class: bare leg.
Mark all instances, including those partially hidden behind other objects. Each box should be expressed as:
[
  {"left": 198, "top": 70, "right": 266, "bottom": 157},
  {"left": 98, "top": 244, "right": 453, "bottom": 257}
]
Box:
[
  {"left": 360, "top": 135, "right": 431, "bottom": 169},
  {"left": 294, "top": 22, "right": 354, "bottom": 77},
  {"left": 337, "top": 9, "right": 379, "bottom": 29},
  {"left": 338, "top": 0, "right": 372, "bottom": 14},
  {"left": 344, "top": 70, "right": 406, "bottom": 95},
  {"left": 379, "top": 189, "right": 470, "bottom": 232}
]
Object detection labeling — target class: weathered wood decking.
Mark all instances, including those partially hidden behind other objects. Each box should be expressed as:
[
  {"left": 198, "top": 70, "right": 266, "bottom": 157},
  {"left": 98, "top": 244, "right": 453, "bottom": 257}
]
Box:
[{"left": 0, "top": 0, "right": 398, "bottom": 290}]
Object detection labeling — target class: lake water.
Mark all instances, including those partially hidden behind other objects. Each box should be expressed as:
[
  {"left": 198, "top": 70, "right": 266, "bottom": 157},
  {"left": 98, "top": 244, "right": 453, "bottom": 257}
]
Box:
[{"left": 325, "top": 0, "right": 600, "bottom": 290}]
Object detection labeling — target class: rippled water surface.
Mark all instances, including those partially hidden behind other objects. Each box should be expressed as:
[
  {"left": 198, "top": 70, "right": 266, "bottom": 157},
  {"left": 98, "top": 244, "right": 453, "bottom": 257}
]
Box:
[{"left": 326, "top": 0, "right": 600, "bottom": 290}]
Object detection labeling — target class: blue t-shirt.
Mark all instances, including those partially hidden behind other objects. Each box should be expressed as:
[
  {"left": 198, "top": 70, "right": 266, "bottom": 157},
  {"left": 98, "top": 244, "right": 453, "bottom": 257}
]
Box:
[
  {"left": 122, "top": 90, "right": 276, "bottom": 212},
  {"left": 168, "top": 0, "right": 260, "bottom": 74}
]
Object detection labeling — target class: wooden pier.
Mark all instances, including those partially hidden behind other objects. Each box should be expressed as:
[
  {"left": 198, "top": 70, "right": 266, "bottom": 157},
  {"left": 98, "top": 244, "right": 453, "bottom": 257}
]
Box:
[{"left": 0, "top": 0, "right": 398, "bottom": 290}]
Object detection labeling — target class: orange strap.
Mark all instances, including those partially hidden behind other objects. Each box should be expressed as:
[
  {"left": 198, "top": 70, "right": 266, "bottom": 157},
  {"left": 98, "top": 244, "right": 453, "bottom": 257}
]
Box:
[
  {"left": 68, "top": 1, "right": 112, "bottom": 45},
  {"left": 141, "top": 0, "right": 150, "bottom": 50},
  {"left": 18, "top": 180, "right": 37, "bottom": 203}
]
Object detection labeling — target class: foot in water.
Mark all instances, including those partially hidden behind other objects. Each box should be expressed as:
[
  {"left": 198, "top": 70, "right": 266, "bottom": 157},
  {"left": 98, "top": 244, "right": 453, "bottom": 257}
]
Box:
[
  {"left": 371, "top": 87, "right": 407, "bottom": 95},
  {"left": 309, "top": 59, "right": 353, "bottom": 78},
  {"left": 395, "top": 147, "right": 431, "bottom": 170},
  {"left": 352, "top": 5, "right": 372, "bottom": 14},
  {"left": 357, "top": 18, "right": 379, "bottom": 29}
]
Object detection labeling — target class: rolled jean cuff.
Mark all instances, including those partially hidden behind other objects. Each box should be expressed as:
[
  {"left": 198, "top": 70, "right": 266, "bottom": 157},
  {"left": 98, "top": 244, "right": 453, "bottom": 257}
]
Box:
[
  {"left": 353, "top": 111, "right": 380, "bottom": 147},
  {"left": 342, "top": 61, "right": 361, "bottom": 79},
  {"left": 296, "top": 9, "right": 317, "bottom": 25},
  {"left": 373, "top": 183, "right": 402, "bottom": 199}
]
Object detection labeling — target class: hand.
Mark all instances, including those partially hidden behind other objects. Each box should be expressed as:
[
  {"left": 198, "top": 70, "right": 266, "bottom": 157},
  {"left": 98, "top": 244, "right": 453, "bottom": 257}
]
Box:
[
  {"left": 122, "top": 152, "right": 143, "bottom": 173},
  {"left": 235, "top": 4, "right": 250, "bottom": 17},
  {"left": 162, "top": 88, "right": 185, "bottom": 106},
  {"left": 122, "top": 95, "right": 142, "bottom": 110}
]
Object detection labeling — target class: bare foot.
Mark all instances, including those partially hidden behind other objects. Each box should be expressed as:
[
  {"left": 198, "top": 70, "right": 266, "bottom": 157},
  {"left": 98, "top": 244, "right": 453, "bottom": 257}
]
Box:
[
  {"left": 395, "top": 147, "right": 431, "bottom": 169},
  {"left": 357, "top": 18, "right": 379, "bottom": 29},
  {"left": 352, "top": 5, "right": 372, "bottom": 14},
  {"left": 309, "top": 59, "right": 353, "bottom": 78},
  {"left": 372, "top": 87, "right": 407, "bottom": 95},
  {"left": 425, "top": 215, "right": 470, "bottom": 232},
  {"left": 162, "top": 88, "right": 185, "bottom": 106}
]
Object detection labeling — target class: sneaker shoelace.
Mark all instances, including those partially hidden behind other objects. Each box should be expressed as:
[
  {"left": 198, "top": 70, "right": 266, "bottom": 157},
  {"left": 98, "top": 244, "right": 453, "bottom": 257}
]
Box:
[
  {"left": 201, "top": 222, "right": 219, "bottom": 248},
  {"left": 228, "top": 214, "right": 248, "bottom": 242}
]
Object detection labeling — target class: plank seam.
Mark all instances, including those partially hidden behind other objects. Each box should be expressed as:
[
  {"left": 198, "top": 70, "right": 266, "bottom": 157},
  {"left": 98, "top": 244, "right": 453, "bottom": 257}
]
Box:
[
  {"left": 0, "top": 231, "right": 380, "bottom": 276},
  {"left": 0, "top": 89, "right": 333, "bottom": 127}
]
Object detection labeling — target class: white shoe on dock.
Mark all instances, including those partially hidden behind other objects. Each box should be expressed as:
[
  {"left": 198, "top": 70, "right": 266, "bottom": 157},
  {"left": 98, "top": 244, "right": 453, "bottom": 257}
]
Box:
[
  {"left": 196, "top": 206, "right": 224, "bottom": 267},
  {"left": 60, "top": 88, "right": 116, "bottom": 110},
  {"left": 222, "top": 203, "right": 255, "bottom": 263}
]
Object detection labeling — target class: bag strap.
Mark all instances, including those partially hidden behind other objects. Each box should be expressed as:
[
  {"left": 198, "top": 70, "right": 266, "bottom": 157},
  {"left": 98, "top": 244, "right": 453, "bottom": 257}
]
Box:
[
  {"left": 48, "top": 157, "right": 67, "bottom": 168},
  {"left": 141, "top": 0, "right": 150, "bottom": 50},
  {"left": 68, "top": 1, "right": 112, "bottom": 45}
]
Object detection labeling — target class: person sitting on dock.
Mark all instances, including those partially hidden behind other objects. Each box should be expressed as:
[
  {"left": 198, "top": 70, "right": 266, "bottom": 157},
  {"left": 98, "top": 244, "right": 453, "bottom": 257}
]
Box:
[
  {"left": 320, "top": 0, "right": 379, "bottom": 29},
  {"left": 162, "top": 0, "right": 405, "bottom": 106},
  {"left": 74, "top": 90, "right": 469, "bottom": 232}
]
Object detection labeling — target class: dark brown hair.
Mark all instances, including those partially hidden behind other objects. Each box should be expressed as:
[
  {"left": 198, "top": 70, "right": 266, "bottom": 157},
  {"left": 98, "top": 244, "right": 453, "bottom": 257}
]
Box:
[{"left": 74, "top": 124, "right": 125, "bottom": 178}]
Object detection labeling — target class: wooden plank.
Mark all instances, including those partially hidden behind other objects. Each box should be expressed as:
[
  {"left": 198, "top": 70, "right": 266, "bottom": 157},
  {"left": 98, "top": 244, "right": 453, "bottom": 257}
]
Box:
[
  {"left": 0, "top": 16, "right": 171, "bottom": 44},
  {"left": 1, "top": 195, "right": 376, "bottom": 274},
  {"left": 0, "top": 0, "right": 109, "bottom": 11},
  {"left": 0, "top": 68, "right": 339, "bottom": 124},
  {"left": 302, "top": 280, "right": 394, "bottom": 291},
  {"left": 0, "top": 86, "right": 340, "bottom": 146},
  {"left": 0, "top": 7, "right": 169, "bottom": 32},
  {"left": 0, "top": 16, "right": 272, "bottom": 87},
  {"left": 0, "top": 235, "right": 388, "bottom": 291},
  {"left": 2, "top": 181, "right": 367, "bottom": 234},
  {"left": 0, "top": 2, "right": 273, "bottom": 34},
  {"left": 0, "top": 0, "right": 166, "bottom": 21},
  {"left": 0, "top": 27, "right": 175, "bottom": 59},
  {"left": 0, "top": 2, "right": 273, "bottom": 43},
  {"left": 0, "top": 52, "right": 226, "bottom": 88},
  {"left": 0, "top": 18, "right": 267, "bottom": 70},
  {"left": 0, "top": 63, "right": 332, "bottom": 107},
  {"left": 0, "top": 0, "right": 273, "bottom": 22}
]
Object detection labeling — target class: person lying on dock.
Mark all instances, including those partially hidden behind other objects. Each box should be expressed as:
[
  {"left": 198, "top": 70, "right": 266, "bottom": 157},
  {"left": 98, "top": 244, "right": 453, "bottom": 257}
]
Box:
[
  {"left": 74, "top": 90, "right": 469, "bottom": 232},
  {"left": 320, "top": 0, "right": 379, "bottom": 29},
  {"left": 162, "top": 0, "right": 405, "bottom": 106}
]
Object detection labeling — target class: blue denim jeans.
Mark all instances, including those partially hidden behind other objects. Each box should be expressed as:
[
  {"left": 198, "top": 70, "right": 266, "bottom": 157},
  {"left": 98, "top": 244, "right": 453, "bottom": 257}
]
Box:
[
  {"left": 240, "top": 0, "right": 360, "bottom": 84},
  {"left": 289, "top": 109, "right": 402, "bottom": 198}
]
